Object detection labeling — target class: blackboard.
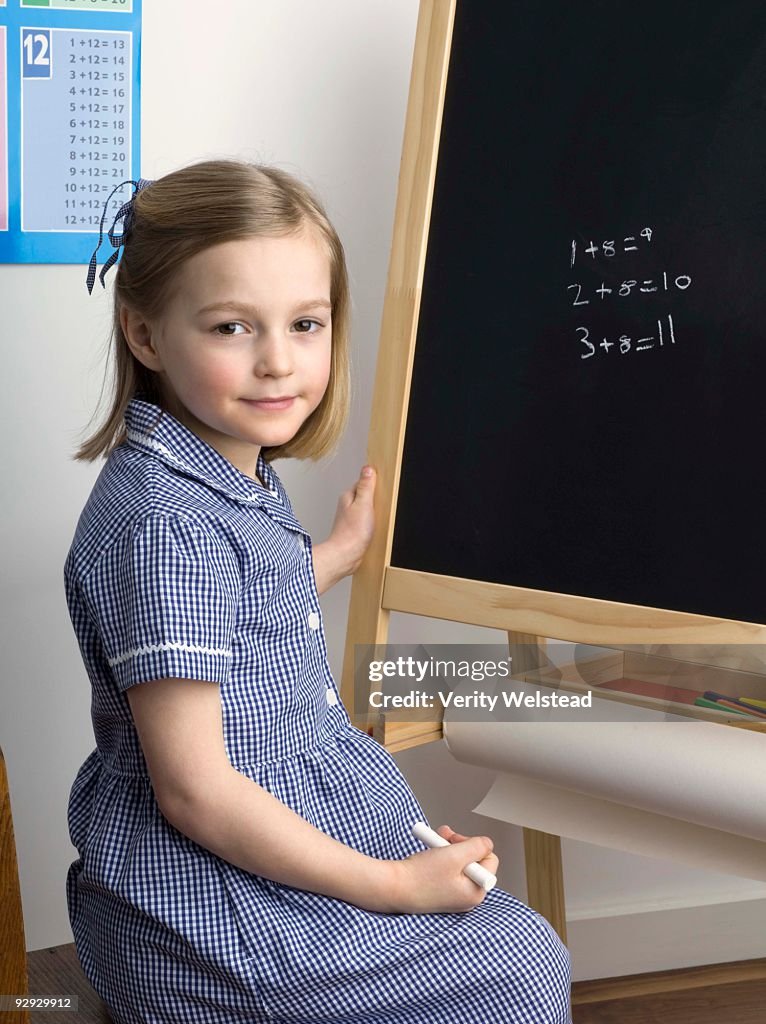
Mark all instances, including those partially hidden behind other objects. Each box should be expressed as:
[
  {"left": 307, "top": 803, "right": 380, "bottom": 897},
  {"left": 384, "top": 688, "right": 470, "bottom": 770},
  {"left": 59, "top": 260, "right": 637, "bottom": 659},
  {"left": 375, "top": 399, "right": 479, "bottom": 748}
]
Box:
[{"left": 391, "top": 0, "right": 766, "bottom": 626}]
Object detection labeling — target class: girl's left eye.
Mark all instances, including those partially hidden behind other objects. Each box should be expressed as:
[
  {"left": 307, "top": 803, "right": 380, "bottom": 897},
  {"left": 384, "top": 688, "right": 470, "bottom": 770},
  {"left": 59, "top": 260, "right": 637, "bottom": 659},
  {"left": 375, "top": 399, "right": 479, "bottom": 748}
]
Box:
[
  {"left": 293, "top": 319, "right": 321, "bottom": 334},
  {"left": 215, "top": 322, "right": 246, "bottom": 336}
]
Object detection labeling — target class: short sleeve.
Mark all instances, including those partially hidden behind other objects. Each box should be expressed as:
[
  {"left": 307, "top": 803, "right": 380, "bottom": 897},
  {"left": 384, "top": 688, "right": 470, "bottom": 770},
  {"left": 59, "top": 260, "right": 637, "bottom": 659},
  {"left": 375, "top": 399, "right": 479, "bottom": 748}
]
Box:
[{"left": 81, "top": 514, "right": 240, "bottom": 690}]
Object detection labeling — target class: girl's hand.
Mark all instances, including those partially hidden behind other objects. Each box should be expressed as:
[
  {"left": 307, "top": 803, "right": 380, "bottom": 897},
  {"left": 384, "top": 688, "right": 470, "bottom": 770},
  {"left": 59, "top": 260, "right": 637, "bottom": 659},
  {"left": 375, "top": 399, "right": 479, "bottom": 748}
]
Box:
[
  {"left": 329, "top": 465, "right": 376, "bottom": 574},
  {"left": 312, "top": 467, "right": 376, "bottom": 593},
  {"left": 387, "top": 827, "right": 500, "bottom": 914}
]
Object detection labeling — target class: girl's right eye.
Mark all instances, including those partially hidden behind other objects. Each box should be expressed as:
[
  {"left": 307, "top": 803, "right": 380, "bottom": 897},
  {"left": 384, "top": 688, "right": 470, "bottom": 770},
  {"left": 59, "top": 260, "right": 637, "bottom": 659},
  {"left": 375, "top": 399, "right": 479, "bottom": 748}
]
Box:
[{"left": 215, "top": 322, "right": 246, "bottom": 337}]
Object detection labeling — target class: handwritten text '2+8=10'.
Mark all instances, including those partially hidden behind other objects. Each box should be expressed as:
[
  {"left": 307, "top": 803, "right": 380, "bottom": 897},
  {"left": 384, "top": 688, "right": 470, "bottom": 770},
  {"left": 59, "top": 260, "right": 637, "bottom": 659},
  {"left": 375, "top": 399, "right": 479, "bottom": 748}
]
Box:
[{"left": 568, "top": 272, "right": 692, "bottom": 308}]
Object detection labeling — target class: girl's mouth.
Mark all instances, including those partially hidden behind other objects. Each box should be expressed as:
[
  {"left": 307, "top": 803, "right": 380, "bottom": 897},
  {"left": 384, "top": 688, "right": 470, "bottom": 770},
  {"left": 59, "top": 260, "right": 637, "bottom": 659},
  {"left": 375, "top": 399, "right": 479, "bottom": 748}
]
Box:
[{"left": 242, "top": 397, "right": 295, "bottom": 410}]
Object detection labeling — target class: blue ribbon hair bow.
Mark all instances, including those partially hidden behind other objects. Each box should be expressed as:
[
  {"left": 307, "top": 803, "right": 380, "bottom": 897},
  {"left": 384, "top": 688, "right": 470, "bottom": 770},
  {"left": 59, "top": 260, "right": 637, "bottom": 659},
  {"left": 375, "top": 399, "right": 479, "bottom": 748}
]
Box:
[{"left": 86, "top": 177, "right": 153, "bottom": 294}]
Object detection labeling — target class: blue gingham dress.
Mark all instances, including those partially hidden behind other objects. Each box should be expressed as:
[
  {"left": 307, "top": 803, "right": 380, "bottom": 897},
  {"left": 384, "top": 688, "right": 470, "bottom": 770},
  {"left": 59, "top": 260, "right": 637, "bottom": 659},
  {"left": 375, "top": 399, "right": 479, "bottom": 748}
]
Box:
[{"left": 65, "top": 397, "right": 571, "bottom": 1024}]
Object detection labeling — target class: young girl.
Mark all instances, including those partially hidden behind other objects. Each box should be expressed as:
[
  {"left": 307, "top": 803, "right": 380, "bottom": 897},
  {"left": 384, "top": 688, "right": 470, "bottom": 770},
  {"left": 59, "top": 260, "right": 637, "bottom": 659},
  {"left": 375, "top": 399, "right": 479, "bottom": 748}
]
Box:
[{"left": 65, "top": 160, "right": 571, "bottom": 1024}]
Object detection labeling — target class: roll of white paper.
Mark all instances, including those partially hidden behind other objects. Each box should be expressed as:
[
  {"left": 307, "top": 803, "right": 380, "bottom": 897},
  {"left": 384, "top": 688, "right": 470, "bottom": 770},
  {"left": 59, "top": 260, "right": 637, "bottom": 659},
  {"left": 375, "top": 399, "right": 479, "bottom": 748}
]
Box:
[{"left": 443, "top": 684, "right": 766, "bottom": 881}]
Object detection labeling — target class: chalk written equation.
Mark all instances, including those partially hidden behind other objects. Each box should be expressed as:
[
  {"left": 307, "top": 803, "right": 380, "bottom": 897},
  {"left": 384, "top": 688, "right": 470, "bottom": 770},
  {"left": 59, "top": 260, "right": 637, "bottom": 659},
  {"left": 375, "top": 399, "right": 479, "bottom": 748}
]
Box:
[{"left": 568, "top": 227, "right": 693, "bottom": 361}]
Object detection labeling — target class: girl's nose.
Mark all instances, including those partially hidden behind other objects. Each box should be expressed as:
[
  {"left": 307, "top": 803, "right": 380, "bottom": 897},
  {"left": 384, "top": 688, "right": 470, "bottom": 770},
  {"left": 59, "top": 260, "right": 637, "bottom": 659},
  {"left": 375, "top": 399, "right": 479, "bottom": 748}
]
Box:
[{"left": 254, "top": 333, "right": 293, "bottom": 377}]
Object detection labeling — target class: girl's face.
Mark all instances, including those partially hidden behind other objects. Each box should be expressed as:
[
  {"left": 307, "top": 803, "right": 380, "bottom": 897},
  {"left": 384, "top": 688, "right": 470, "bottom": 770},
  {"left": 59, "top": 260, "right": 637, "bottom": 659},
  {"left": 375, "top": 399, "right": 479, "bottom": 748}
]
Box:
[{"left": 124, "top": 228, "right": 333, "bottom": 479}]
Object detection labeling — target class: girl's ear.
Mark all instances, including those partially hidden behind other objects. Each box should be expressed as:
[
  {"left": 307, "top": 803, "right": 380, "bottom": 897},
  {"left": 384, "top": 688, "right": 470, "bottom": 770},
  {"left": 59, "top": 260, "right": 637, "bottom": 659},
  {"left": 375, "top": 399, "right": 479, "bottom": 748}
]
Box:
[{"left": 120, "top": 306, "right": 163, "bottom": 372}]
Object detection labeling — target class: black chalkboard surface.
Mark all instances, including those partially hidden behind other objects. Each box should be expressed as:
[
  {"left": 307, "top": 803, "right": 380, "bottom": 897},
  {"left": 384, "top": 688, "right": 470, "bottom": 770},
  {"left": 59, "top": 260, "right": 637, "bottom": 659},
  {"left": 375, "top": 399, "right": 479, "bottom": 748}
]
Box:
[{"left": 391, "top": 0, "right": 766, "bottom": 625}]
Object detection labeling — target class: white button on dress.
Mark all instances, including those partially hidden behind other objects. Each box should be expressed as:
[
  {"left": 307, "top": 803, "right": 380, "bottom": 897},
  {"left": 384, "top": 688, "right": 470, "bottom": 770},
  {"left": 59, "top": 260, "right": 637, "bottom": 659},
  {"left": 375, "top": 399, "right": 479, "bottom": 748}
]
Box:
[{"left": 308, "top": 611, "right": 320, "bottom": 630}]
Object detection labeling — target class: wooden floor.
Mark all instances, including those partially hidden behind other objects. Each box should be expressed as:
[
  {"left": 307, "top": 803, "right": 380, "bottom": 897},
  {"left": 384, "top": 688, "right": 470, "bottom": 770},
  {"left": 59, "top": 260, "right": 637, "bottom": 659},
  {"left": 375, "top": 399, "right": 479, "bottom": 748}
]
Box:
[
  {"left": 27, "top": 945, "right": 111, "bottom": 1024},
  {"left": 572, "top": 958, "right": 766, "bottom": 1024}
]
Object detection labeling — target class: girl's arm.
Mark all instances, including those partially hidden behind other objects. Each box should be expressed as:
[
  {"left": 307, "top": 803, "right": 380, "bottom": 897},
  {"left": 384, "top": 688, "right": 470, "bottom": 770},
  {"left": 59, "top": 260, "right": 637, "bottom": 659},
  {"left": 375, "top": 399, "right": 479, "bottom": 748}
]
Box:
[
  {"left": 312, "top": 466, "right": 376, "bottom": 594},
  {"left": 127, "top": 675, "right": 498, "bottom": 915}
]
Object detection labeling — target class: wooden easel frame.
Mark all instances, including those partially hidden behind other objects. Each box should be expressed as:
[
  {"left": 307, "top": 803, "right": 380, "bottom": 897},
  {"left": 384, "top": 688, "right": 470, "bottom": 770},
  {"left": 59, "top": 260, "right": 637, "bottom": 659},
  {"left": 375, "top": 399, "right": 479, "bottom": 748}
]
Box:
[{"left": 339, "top": 0, "right": 766, "bottom": 944}]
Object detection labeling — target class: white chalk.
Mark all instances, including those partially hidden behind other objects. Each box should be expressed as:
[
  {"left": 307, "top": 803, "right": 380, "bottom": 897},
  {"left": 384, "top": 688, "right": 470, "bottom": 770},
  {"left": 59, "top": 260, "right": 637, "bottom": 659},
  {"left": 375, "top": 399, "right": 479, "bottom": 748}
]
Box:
[{"left": 411, "top": 821, "right": 497, "bottom": 892}]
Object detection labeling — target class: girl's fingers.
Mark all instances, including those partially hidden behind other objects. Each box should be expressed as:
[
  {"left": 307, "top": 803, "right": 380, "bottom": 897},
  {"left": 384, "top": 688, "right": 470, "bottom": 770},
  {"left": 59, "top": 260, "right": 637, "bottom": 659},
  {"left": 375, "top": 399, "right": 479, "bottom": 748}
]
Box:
[
  {"left": 340, "top": 467, "right": 375, "bottom": 509},
  {"left": 354, "top": 466, "right": 375, "bottom": 500},
  {"left": 483, "top": 853, "right": 500, "bottom": 874},
  {"left": 436, "top": 824, "right": 471, "bottom": 843}
]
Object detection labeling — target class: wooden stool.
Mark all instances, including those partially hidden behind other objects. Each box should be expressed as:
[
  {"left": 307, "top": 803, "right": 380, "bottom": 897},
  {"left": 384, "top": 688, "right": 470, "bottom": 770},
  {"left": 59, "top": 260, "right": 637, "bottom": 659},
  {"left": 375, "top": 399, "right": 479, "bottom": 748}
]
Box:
[{"left": 1, "top": 745, "right": 112, "bottom": 1024}]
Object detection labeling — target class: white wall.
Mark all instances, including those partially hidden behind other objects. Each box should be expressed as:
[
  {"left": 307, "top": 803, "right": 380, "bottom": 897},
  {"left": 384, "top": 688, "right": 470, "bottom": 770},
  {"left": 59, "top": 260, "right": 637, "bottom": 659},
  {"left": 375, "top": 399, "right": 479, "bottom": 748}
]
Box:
[{"left": 1, "top": 0, "right": 764, "bottom": 983}]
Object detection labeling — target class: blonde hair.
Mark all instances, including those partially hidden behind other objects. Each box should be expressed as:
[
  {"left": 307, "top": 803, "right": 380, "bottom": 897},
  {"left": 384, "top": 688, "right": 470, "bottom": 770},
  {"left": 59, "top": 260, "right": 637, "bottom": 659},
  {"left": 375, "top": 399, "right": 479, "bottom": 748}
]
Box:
[{"left": 74, "top": 159, "right": 350, "bottom": 463}]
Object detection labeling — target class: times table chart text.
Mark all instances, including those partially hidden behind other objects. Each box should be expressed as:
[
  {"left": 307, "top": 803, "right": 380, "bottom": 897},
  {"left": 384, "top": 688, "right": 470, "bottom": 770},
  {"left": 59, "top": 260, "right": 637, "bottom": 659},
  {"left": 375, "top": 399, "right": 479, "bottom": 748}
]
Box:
[{"left": 0, "top": 0, "right": 141, "bottom": 263}]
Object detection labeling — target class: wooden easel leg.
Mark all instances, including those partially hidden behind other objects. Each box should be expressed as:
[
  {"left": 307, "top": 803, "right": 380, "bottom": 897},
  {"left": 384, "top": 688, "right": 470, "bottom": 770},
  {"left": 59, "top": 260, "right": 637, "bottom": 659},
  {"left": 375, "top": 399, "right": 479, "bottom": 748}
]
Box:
[
  {"left": 523, "top": 827, "right": 568, "bottom": 945},
  {"left": 0, "top": 747, "right": 31, "bottom": 1024},
  {"left": 506, "top": 632, "right": 568, "bottom": 944}
]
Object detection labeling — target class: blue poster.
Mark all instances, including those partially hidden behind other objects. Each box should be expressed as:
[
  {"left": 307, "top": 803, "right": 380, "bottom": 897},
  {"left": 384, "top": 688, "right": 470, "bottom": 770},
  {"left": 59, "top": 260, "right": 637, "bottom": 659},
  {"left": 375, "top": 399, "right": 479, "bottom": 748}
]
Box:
[{"left": 0, "top": 0, "right": 141, "bottom": 263}]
